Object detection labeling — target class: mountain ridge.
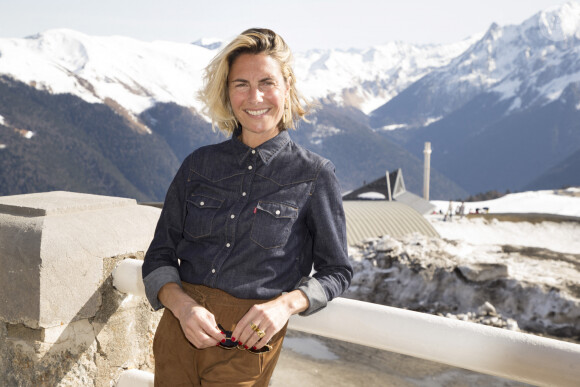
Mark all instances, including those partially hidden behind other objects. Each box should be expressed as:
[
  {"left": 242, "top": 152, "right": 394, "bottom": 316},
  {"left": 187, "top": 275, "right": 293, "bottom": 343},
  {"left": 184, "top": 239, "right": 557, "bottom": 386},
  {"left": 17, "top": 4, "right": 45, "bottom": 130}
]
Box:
[{"left": 1, "top": 2, "right": 580, "bottom": 199}]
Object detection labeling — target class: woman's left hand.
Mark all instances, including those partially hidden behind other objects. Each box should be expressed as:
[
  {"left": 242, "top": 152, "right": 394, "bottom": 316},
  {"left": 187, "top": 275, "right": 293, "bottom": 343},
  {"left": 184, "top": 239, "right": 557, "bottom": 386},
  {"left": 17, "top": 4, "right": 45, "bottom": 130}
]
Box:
[{"left": 232, "top": 290, "right": 309, "bottom": 350}]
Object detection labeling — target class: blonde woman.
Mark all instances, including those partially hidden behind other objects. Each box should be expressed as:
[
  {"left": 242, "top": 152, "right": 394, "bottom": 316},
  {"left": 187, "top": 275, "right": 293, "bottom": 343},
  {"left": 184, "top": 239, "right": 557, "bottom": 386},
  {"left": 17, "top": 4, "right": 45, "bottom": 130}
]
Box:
[{"left": 143, "top": 28, "right": 352, "bottom": 386}]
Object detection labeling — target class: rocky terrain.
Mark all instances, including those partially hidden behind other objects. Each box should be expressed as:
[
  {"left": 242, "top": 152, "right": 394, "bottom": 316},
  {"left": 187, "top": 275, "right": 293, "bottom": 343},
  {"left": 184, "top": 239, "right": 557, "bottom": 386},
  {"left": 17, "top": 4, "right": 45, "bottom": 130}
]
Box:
[{"left": 344, "top": 232, "right": 580, "bottom": 343}]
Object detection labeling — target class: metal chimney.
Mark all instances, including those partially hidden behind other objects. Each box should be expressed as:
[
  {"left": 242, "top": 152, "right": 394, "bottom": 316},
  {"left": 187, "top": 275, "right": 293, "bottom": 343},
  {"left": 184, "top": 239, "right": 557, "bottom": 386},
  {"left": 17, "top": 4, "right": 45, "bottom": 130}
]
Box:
[{"left": 423, "top": 142, "right": 431, "bottom": 201}]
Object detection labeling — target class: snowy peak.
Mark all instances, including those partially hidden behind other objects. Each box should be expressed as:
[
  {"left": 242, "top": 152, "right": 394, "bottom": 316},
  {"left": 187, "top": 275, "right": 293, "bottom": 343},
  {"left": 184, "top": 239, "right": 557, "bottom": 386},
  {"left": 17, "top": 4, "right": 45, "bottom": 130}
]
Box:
[
  {"left": 294, "top": 38, "right": 477, "bottom": 113},
  {"left": 191, "top": 37, "right": 224, "bottom": 50},
  {"left": 0, "top": 29, "right": 216, "bottom": 115},
  {"left": 408, "top": 1, "right": 580, "bottom": 118},
  {"left": 535, "top": 1, "right": 580, "bottom": 42}
]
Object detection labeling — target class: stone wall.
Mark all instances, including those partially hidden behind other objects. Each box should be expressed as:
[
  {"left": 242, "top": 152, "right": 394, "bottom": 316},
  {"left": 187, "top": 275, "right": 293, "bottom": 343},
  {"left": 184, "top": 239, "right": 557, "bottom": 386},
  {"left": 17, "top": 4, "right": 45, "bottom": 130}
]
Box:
[{"left": 0, "top": 192, "right": 163, "bottom": 386}]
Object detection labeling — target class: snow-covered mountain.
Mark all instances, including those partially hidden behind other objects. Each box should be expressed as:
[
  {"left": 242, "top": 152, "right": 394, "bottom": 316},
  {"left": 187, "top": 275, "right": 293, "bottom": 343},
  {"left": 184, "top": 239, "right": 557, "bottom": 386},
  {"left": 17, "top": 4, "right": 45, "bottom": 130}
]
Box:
[
  {"left": 294, "top": 38, "right": 477, "bottom": 113},
  {"left": 0, "top": 29, "right": 216, "bottom": 116},
  {"left": 371, "top": 1, "right": 580, "bottom": 128},
  {"left": 0, "top": 29, "right": 475, "bottom": 118},
  {"left": 1, "top": 2, "right": 579, "bottom": 200},
  {"left": 1, "top": 3, "right": 580, "bottom": 124}
]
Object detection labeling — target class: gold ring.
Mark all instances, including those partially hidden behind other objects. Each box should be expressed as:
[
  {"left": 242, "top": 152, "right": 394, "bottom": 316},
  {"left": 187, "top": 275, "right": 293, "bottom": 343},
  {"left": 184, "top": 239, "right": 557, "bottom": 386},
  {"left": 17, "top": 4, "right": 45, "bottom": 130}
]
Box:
[{"left": 250, "top": 322, "right": 266, "bottom": 338}]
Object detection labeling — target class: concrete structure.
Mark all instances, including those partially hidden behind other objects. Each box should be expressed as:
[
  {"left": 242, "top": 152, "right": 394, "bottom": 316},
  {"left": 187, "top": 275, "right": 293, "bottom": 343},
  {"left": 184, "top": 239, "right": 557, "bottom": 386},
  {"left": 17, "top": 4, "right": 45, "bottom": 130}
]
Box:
[
  {"left": 0, "top": 191, "right": 162, "bottom": 386},
  {"left": 423, "top": 142, "right": 432, "bottom": 201}
]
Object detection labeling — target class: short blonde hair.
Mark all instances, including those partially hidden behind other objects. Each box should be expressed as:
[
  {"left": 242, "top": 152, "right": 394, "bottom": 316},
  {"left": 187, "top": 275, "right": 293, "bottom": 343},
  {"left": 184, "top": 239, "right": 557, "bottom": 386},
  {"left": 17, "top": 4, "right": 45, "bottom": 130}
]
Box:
[{"left": 198, "top": 28, "right": 310, "bottom": 135}]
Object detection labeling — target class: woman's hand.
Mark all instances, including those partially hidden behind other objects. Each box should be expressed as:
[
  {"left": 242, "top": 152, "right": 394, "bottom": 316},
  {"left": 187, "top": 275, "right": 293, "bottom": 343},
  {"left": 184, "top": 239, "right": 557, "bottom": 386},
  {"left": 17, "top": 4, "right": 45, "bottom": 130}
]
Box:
[
  {"left": 232, "top": 290, "right": 309, "bottom": 350},
  {"left": 158, "top": 282, "right": 224, "bottom": 349}
]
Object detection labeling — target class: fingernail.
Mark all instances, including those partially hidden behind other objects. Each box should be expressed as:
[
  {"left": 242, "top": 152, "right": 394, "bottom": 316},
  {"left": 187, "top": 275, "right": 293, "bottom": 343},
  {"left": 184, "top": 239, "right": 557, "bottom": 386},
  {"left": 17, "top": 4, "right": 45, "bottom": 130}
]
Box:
[
  {"left": 221, "top": 339, "right": 226, "bottom": 343},
  {"left": 252, "top": 346, "right": 257, "bottom": 350},
  {"left": 220, "top": 331, "right": 225, "bottom": 335},
  {"left": 244, "top": 345, "right": 248, "bottom": 349},
  {"left": 231, "top": 337, "right": 236, "bottom": 342},
  {"left": 216, "top": 343, "right": 220, "bottom": 346},
  {"left": 238, "top": 341, "right": 243, "bottom": 346}
]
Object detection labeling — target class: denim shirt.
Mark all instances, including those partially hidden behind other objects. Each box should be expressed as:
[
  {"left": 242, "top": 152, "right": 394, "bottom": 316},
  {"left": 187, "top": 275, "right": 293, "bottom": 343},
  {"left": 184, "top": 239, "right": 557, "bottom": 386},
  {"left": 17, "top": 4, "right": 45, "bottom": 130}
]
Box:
[{"left": 142, "top": 128, "right": 352, "bottom": 316}]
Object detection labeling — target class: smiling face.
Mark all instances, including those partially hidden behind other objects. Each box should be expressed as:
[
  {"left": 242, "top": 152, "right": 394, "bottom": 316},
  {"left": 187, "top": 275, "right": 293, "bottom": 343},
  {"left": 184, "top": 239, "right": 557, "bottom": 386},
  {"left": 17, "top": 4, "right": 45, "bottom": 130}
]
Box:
[{"left": 228, "top": 53, "right": 290, "bottom": 148}]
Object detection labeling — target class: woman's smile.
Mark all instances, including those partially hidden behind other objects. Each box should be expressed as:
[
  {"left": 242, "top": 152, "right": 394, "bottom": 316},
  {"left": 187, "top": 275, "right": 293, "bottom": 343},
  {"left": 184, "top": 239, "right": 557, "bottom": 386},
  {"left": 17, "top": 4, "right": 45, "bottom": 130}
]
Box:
[{"left": 245, "top": 108, "right": 270, "bottom": 116}]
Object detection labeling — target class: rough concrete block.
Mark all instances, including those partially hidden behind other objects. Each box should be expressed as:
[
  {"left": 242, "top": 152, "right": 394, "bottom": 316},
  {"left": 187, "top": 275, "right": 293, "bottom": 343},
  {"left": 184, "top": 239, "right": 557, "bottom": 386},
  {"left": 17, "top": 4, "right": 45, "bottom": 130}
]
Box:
[{"left": 0, "top": 191, "right": 161, "bottom": 329}]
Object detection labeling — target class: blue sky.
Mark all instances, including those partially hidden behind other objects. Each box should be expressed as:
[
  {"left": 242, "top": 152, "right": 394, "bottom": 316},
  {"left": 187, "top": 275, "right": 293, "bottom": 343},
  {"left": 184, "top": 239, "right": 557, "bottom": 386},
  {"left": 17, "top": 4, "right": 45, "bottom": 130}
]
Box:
[{"left": 0, "top": 0, "right": 571, "bottom": 51}]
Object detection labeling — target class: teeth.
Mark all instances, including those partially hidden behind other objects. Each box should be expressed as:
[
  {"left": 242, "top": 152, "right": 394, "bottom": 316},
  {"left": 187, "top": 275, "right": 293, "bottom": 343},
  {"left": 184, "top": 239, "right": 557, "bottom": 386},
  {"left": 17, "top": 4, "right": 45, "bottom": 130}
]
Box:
[{"left": 246, "top": 109, "right": 268, "bottom": 116}]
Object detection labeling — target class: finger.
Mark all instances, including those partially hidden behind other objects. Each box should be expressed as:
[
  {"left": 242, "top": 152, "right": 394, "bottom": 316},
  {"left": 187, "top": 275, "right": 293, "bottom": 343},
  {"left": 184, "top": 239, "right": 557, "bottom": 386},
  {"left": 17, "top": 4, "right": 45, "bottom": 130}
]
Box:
[
  {"left": 233, "top": 311, "right": 260, "bottom": 345},
  {"left": 201, "top": 318, "right": 224, "bottom": 342},
  {"left": 182, "top": 309, "right": 224, "bottom": 348},
  {"left": 236, "top": 322, "right": 257, "bottom": 348},
  {"left": 231, "top": 312, "right": 255, "bottom": 343},
  {"left": 251, "top": 325, "right": 273, "bottom": 350}
]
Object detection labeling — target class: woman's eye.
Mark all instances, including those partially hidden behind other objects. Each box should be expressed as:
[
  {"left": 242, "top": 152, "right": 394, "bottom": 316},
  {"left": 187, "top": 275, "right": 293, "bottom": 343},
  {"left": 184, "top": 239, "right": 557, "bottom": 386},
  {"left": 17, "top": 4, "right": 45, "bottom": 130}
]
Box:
[
  {"left": 260, "top": 82, "right": 276, "bottom": 90},
  {"left": 232, "top": 83, "right": 249, "bottom": 92}
]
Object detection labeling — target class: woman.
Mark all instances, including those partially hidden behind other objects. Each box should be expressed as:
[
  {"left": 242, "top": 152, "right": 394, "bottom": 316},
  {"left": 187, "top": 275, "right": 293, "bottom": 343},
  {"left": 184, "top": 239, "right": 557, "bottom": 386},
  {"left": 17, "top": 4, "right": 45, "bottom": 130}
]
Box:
[{"left": 142, "top": 28, "right": 352, "bottom": 386}]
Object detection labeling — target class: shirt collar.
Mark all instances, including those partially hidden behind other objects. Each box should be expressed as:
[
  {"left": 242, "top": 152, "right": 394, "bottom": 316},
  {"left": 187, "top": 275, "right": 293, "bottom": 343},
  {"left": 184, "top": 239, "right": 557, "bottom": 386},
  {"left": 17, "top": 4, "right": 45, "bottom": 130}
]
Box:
[{"left": 231, "top": 127, "right": 291, "bottom": 166}]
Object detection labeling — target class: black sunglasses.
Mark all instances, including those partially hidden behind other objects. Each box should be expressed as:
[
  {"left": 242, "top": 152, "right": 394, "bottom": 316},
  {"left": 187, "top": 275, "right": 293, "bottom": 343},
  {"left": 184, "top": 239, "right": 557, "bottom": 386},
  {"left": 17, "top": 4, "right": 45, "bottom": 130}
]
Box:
[{"left": 217, "top": 324, "right": 271, "bottom": 354}]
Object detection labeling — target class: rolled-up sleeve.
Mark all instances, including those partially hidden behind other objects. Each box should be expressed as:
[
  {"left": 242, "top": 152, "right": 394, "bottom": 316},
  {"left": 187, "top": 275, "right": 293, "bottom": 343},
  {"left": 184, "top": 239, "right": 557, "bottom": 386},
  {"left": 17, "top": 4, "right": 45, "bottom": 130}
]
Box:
[
  {"left": 299, "top": 160, "right": 352, "bottom": 316},
  {"left": 141, "top": 156, "right": 190, "bottom": 310}
]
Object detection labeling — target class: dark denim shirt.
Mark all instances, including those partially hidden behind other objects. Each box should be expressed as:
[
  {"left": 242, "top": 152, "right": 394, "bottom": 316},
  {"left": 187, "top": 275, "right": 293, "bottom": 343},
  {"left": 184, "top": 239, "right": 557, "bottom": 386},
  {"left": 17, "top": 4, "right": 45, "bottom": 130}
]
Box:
[{"left": 142, "top": 128, "right": 352, "bottom": 316}]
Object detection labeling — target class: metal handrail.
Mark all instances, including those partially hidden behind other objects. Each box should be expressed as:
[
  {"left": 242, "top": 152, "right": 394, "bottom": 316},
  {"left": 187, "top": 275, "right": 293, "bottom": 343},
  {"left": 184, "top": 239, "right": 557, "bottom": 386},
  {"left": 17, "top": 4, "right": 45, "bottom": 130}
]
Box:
[{"left": 113, "top": 258, "right": 580, "bottom": 387}]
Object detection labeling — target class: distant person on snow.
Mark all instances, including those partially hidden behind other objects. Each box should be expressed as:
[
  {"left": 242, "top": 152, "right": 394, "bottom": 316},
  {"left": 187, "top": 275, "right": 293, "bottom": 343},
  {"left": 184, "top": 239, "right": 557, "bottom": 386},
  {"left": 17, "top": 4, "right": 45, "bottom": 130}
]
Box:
[
  {"left": 142, "top": 28, "right": 352, "bottom": 386},
  {"left": 457, "top": 201, "right": 465, "bottom": 218},
  {"left": 444, "top": 200, "right": 454, "bottom": 221}
]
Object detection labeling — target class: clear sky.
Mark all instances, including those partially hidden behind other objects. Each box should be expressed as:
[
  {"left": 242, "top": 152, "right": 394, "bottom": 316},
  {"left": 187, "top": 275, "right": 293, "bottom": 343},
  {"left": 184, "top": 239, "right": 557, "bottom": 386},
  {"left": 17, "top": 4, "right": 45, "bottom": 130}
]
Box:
[{"left": 0, "top": 0, "right": 572, "bottom": 51}]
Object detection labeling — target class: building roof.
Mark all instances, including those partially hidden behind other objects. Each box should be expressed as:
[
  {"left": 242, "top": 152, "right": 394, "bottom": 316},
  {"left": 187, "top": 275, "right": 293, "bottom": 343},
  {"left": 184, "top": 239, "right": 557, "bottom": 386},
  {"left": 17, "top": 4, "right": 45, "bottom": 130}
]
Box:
[
  {"left": 343, "top": 201, "right": 439, "bottom": 246},
  {"left": 343, "top": 168, "right": 436, "bottom": 215}
]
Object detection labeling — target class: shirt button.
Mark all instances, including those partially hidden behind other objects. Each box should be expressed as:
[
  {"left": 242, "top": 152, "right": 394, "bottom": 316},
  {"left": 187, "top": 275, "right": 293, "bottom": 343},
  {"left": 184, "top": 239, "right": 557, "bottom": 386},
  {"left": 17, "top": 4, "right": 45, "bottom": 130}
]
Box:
[
  {"left": 275, "top": 210, "right": 281, "bottom": 215},
  {"left": 200, "top": 201, "right": 205, "bottom": 206},
  {"left": 248, "top": 165, "right": 253, "bottom": 170},
  {"left": 211, "top": 269, "right": 216, "bottom": 274},
  {"left": 242, "top": 192, "right": 247, "bottom": 196},
  {"left": 226, "top": 243, "right": 231, "bottom": 248},
  {"left": 230, "top": 214, "right": 235, "bottom": 219},
  {"left": 251, "top": 150, "right": 256, "bottom": 154}
]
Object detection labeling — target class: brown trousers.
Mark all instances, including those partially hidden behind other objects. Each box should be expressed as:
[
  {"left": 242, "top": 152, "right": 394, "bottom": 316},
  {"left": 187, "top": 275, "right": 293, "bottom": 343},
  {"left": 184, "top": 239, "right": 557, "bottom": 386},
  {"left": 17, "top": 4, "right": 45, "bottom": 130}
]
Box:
[{"left": 153, "top": 283, "right": 287, "bottom": 386}]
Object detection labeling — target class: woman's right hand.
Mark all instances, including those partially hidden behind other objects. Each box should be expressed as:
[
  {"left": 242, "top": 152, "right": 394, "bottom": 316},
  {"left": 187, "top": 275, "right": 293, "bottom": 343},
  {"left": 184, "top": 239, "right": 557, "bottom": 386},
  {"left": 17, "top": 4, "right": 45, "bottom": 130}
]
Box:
[{"left": 158, "top": 282, "right": 225, "bottom": 348}]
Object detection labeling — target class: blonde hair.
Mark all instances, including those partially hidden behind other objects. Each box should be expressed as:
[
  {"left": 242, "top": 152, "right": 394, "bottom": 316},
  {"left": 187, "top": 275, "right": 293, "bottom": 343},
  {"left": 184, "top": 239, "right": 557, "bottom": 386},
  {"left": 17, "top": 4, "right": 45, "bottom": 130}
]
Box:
[{"left": 198, "top": 28, "right": 311, "bottom": 135}]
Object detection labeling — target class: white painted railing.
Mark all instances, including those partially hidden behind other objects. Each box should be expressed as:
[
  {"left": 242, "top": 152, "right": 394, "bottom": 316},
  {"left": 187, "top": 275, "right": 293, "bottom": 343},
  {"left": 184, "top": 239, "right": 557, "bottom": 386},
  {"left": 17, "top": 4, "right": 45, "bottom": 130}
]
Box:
[
  {"left": 113, "top": 258, "right": 580, "bottom": 387},
  {"left": 117, "top": 369, "right": 154, "bottom": 387}
]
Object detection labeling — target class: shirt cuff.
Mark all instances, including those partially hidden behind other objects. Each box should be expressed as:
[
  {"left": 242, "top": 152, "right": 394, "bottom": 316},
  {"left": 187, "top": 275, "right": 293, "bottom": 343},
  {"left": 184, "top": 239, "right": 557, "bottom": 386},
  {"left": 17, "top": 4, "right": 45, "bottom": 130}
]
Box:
[
  {"left": 143, "top": 266, "right": 182, "bottom": 310},
  {"left": 296, "top": 277, "right": 328, "bottom": 316}
]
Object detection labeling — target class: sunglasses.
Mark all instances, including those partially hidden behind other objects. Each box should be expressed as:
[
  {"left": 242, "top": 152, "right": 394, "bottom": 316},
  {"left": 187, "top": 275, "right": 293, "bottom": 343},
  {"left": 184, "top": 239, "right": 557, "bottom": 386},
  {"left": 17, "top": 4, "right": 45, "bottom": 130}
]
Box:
[{"left": 217, "top": 324, "right": 272, "bottom": 354}]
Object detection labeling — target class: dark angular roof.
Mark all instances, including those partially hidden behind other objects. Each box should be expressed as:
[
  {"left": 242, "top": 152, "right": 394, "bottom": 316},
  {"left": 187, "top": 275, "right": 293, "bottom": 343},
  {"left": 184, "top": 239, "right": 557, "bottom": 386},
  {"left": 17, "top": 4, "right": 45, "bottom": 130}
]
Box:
[{"left": 343, "top": 168, "right": 435, "bottom": 215}]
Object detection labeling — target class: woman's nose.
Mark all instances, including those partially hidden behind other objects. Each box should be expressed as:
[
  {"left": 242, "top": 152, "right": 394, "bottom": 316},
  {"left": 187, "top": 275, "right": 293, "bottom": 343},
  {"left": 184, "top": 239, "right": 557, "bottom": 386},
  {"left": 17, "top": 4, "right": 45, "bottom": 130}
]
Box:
[{"left": 248, "top": 86, "right": 264, "bottom": 103}]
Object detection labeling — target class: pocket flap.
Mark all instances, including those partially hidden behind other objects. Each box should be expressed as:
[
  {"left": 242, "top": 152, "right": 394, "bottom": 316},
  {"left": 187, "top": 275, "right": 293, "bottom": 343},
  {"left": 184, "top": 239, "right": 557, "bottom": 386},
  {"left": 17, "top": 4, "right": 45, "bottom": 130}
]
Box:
[
  {"left": 256, "top": 201, "right": 298, "bottom": 219},
  {"left": 187, "top": 194, "right": 223, "bottom": 209}
]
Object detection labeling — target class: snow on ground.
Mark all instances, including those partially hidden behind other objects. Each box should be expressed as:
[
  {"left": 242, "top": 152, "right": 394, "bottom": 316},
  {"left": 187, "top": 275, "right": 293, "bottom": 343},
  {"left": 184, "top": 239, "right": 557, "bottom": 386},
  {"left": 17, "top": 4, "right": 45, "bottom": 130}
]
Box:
[
  {"left": 428, "top": 188, "right": 580, "bottom": 255},
  {"left": 431, "top": 188, "right": 580, "bottom": 217}
]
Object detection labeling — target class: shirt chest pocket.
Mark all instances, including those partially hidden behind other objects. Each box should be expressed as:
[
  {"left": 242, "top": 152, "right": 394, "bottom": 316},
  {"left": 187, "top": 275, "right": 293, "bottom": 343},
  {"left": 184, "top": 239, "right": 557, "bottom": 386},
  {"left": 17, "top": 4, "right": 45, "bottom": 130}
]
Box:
[
  {"left": 250, "top": 201, "right": 299, "bottom": 249},
  {"left": 184, "top": 194, "right": 224, "bottom": 239}
]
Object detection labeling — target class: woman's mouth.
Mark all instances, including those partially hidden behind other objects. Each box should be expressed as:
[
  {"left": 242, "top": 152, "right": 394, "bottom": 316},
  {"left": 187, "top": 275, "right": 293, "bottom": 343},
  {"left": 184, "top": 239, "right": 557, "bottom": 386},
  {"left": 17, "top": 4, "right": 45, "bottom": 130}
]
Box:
[{"left": 245, "top": 108, "right": 269, "bottom": 116}]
